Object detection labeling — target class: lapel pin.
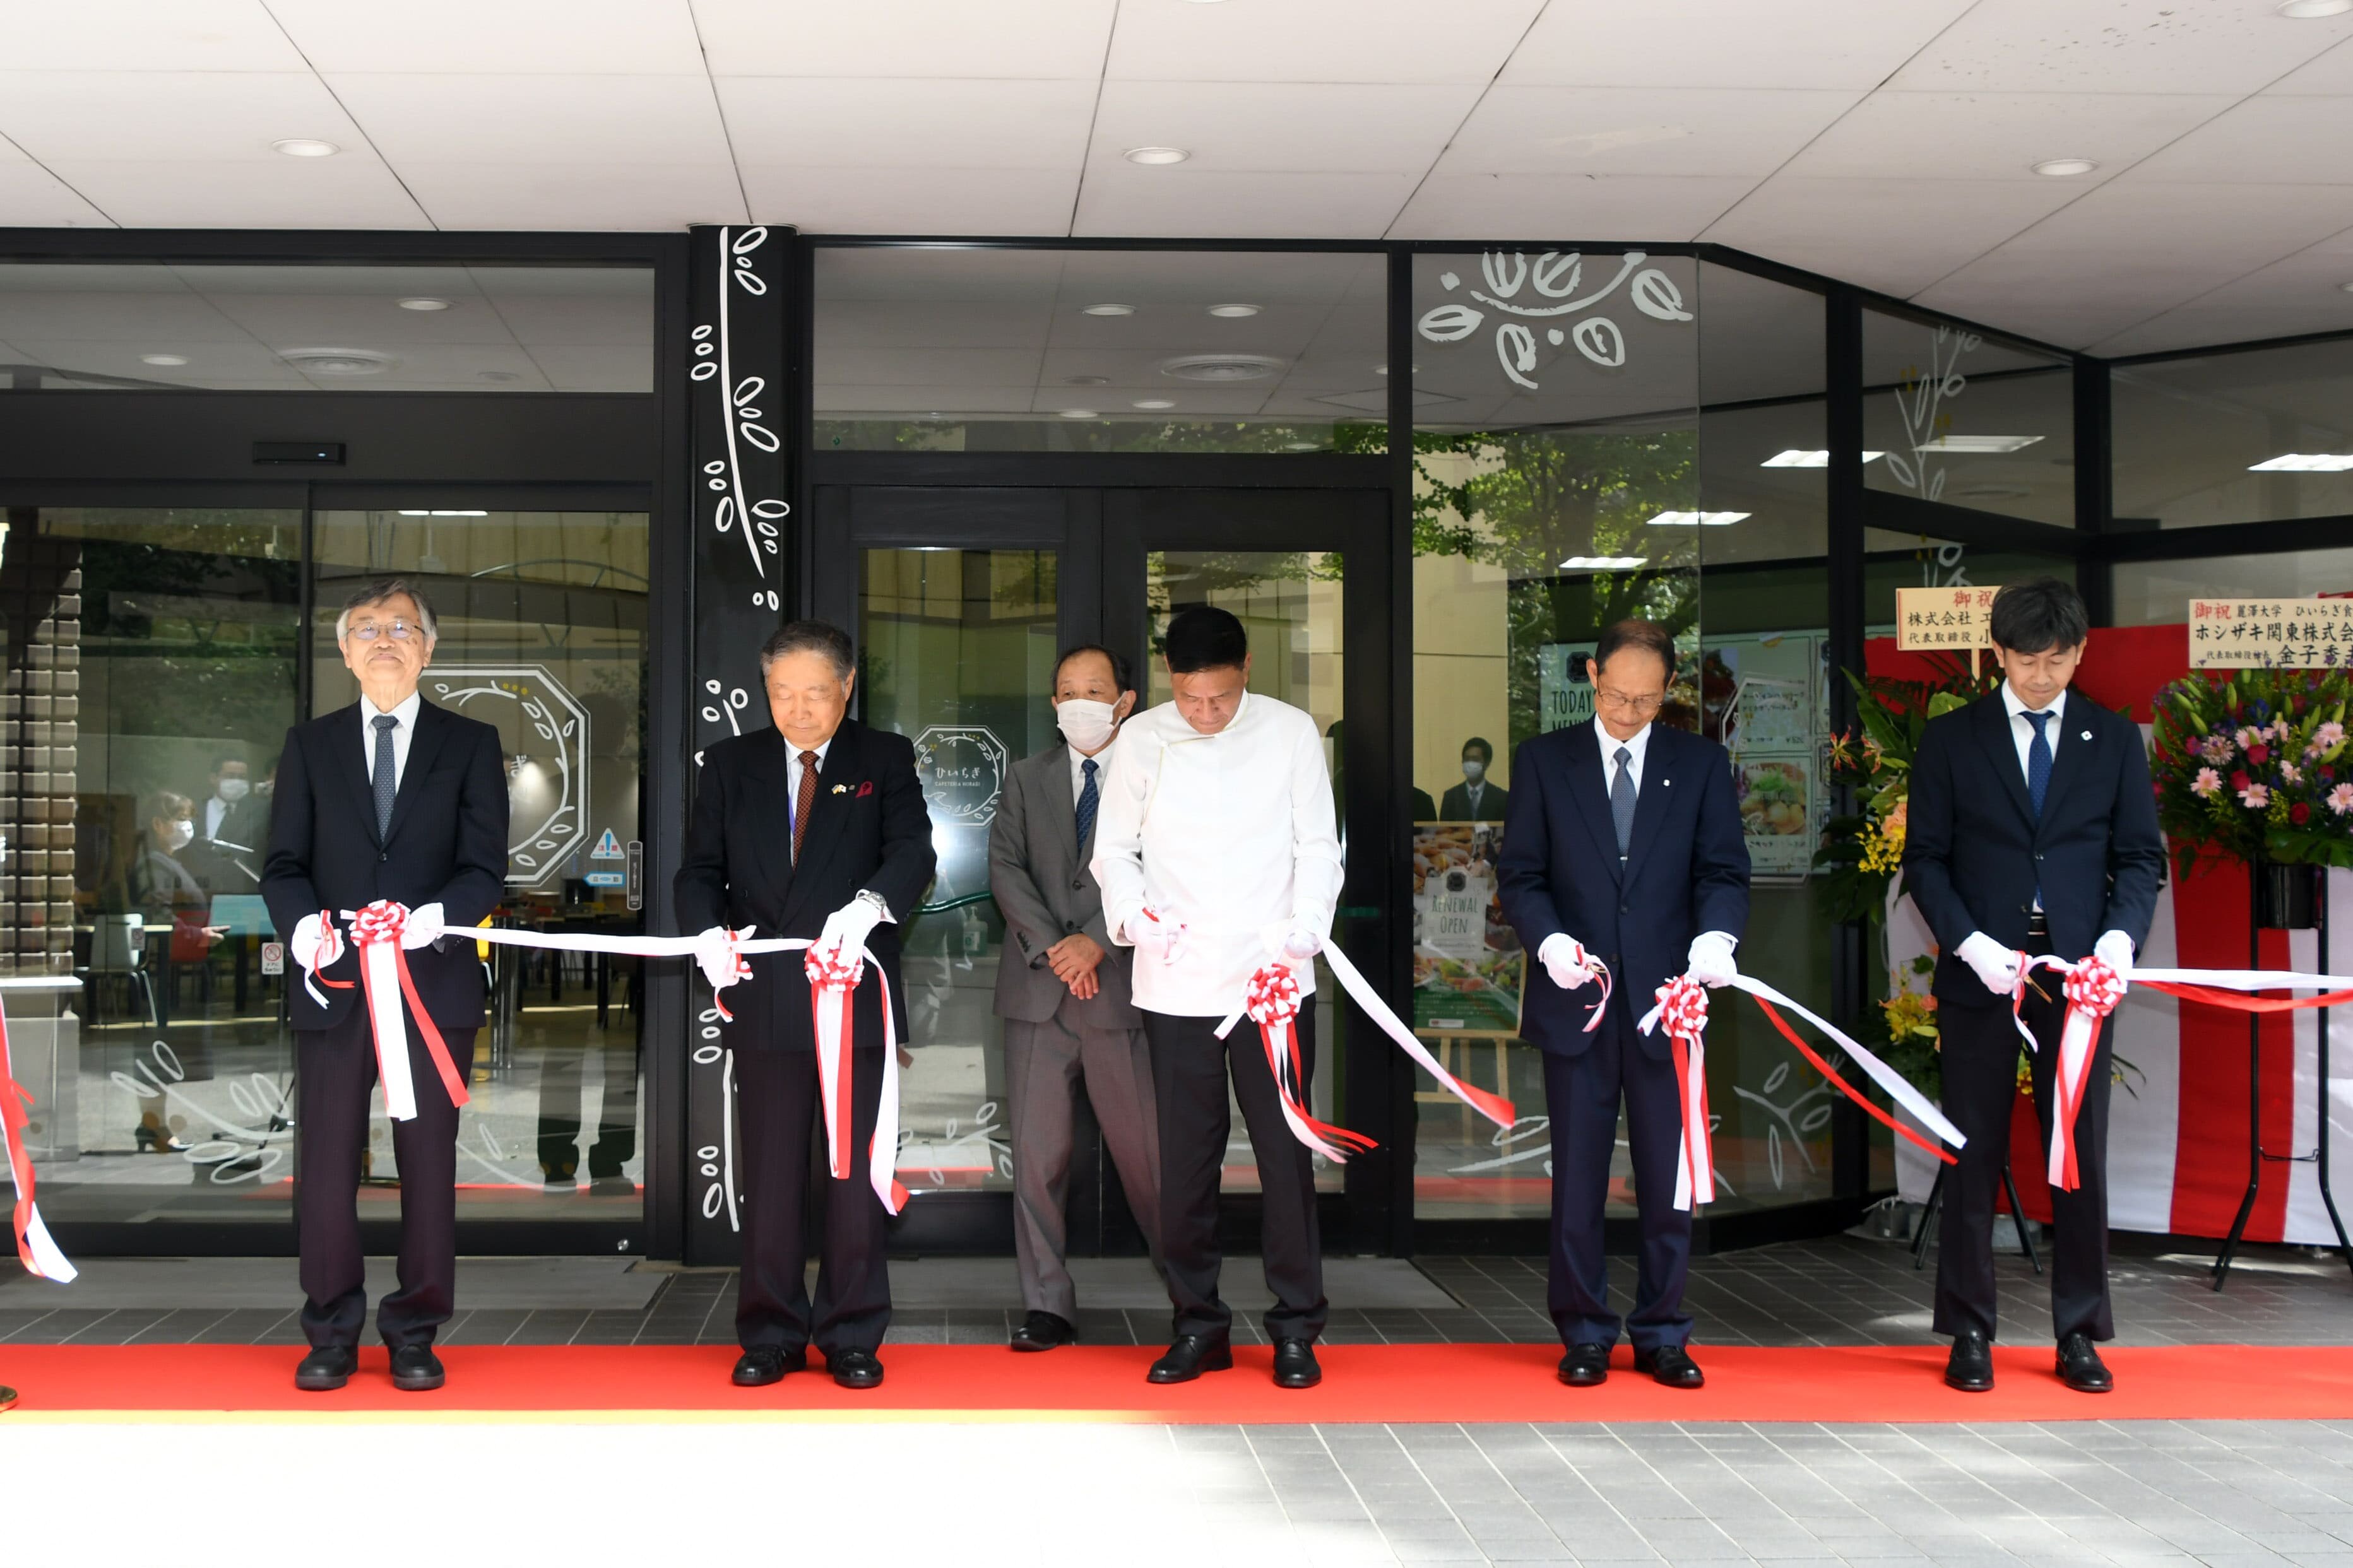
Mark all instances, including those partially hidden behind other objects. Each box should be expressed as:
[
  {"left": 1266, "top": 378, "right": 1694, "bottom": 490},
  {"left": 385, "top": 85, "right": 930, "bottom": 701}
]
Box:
[
  {"left": 831, "top": 784, "right": 847, "bottom": 794},
  {"left": 2080, "top": 730, "right": 2092, "bottom": 741}
]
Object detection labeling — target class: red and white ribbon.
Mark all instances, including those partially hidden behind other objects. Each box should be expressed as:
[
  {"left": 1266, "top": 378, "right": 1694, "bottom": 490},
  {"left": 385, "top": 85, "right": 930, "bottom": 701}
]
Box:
[
  {"left": 804, "top": 939, "right": 908, "bottom": 1215},
  {"left": 308, "top": 900, "right": 470, "bottom": 1123},
  {"left": 2044, "top": 957, "right": 2126, "bottom": 1192},
  {"left": 299, "top": 910, "right": 346, "bottom": 1009},
  {"left": 1650, "top": 976, "right": 1716, "bottom": 1211},
  {"left": 1551, "top": 936, "right": 1614, "bottom": 1034},
  {"left": 1228, "top": 962, "right": 1379, "bottom": 1164},
  {"left": 1, "top": 986, "right": 74, "bottom": 1282}
]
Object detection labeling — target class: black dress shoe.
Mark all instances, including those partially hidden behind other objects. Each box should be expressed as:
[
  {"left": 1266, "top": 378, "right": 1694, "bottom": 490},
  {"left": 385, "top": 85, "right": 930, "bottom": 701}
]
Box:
[
  {"left": 388, "top": 1344, "right": 446, "bottom": 1393},
  {"left": 2056, "top": 1332, "right": 2113, "bottom": 1393},
  {"left": 1010, "top": 1311, "right": 1076, "bottom": 1352},
  {"left": 829, "top": 1348, "right": 885, "bottom": 1389},
  {"left": 1271, "top": 1339, "right": 1322, "bottom": 1389},
  {"left": 1945, "top": 1329, "right": 1994, "bottom": 1393},
  {"left": 294, "top": 1345, "right": 357, "bottom": 1392},
  {"left": 1146, "top": 1335, "right": 1234, "bottom": 1384},
  {"left": 1633, "top": 1344, "right": 1705, "bottom": 1389},
  {"left": 1557, "top": 1342, "right": 1611, "bottom": 1387},
  {"left": 732, "top": 1347, "right": 807, "bottom": 1386}
]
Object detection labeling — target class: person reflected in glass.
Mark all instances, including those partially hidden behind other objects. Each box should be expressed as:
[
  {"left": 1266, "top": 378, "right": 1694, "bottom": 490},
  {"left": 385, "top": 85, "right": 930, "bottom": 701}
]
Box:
[
  {"left": 129, "top": 789, "right": 222, "bottom": 1040},
  {"left": 1441, "top": 737, "right": 1509, "bottom": 822}
]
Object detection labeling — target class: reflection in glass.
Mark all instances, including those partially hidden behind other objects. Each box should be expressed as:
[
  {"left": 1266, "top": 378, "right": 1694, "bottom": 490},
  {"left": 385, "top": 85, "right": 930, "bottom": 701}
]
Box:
[
  {"left": 2114, "top": 342, "right": 2353, "bottom": 528},
  {"left": 1862, "top": 308, "right": 2076, "bottom": 528}
]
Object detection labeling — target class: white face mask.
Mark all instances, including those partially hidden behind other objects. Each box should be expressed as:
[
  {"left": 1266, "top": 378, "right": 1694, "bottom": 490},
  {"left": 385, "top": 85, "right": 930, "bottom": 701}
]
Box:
[
  {"left": 163, "top": 819, "right": 194, "bottom": 853},
  {"left": 1462, "top": 759, "right": 1486, "bottom": 782},
  {"left": 1056, "top": 697, "right": 1120, "bottom": 754},
  {"left": 216, "top": 778, "right": 251, "bottom": 803}
]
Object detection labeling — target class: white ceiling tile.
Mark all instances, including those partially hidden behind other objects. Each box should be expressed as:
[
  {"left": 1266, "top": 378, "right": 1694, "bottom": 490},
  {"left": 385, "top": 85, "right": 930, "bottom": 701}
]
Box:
[
  {"left": 268, "top": 0, "right": 708, "bottom": 74},
  {"left": 2085, "top": 230, "right": 2353, "bottom": 351},
  {"left": 1911, "top": 267, "right": 2200, "bottom": 346},
  {"left": 0, "top": 162, "right": 114, "bottom": 226},
  {"left": 2129, "top": 96, "right": 2353, "bottom": 183},
  {"left": 0, "top": 290, "right": 241, "bottom": 341},
  {"left": 1700, "top": 176, "right": 2087, "bottom": 297},
  {"left": 716, "top": 78, "right": 1098, "bottom": 170},
  {"left": 1971, "top": 177, "right": 2353, "bottom": 268},
  {"left": 7, "top": 338, "right": 297, "bottom": 383},
  {"left": 1504, "top": 0, "right": 1976, "bottom": 90},
  {"left": 2270, "top": 35, "right": 2353, "bottom": 92},
  {"left": 201, "top": 292, "right": 521, "bottom": 345},
  {"left": 1105, "top": 0, "right": 1544, "bottom": 85},
  {"left": 393, "top": 161, "right": 747, "bottom": 229},
  {"left": 693, "top": 0, "right": 1117, "bottom": 80},
  {"left": 41, "top": 157, "right": 427, "bottom": 227},
  {"left": 525, "top": 343, "right": 656, "bottom": 392},
  {"left": 328, "top": 74, "right": 734, "bottom": 165},
  {"left": 0, "top": 71, "right": 367, "bottom": 162},
  {"left": 1888, "top": 0, "right": 2353, "bottom": 95},
  {"left": 744, "top": 165, "right": 1079, "bottom": 233},
  {"left": 1089, "top": 81, "right": 1482, "bottom": 175},
  {"left": 1074, "top": 170, "right": 1416, "bottom": 238},
  {"left": 1782, "top": 91, "right": 2232, "bottom": 182},
  {"left": 0, "top": 1, "right": 307, "bottom": 71},
  {"left": 1436, "top": 86, "right": 1861, "bottom": 179},
  {"left": 1389, "top": 174, "right": 1755, "bottom": 241}
]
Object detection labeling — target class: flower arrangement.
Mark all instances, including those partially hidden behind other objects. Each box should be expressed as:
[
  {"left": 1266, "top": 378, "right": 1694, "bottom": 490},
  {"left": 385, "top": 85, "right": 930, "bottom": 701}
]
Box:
[
  {"left": 2150, "top": 668, "right": 2353, "bottom": 878},
  {"left": 1815, "top": 656, "right": 2003, "bottom": 924}
]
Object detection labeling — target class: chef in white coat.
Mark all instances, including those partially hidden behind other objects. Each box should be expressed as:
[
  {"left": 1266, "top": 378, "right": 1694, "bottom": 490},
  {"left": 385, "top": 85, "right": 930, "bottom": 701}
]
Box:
[{"left": 1091, "top": 604, "right": 1344, "bottom": 1391}]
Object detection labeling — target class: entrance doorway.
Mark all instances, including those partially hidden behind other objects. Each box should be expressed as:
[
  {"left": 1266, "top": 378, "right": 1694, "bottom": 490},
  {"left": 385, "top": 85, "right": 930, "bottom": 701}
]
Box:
[{"left": 807, "top": 484, "right": 1405, "bottom": 1258}]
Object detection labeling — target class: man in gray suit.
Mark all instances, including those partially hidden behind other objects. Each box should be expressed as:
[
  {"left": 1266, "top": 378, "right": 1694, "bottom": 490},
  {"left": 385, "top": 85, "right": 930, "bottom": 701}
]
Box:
[{"left": 988, "top": 644, "right": 1164, "bottom": 1351}]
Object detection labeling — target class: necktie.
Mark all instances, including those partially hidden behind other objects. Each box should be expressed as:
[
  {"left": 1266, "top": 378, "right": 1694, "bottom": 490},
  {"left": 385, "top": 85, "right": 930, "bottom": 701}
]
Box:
[
  {"left": 1076, "top": 758, "right": 1099, "bottom": 851},
  {"left": 371, "top": 714, "right": 398, "bottom": 840},
  {"left": 1610, "top": 745, "right": 1635, "bottom": 858},
  {"left": 2025, "top": 710, "right": 2054, "bottom": 818},
  {"left": 792, "top": 749, "right": 819, "bottom": 864}
]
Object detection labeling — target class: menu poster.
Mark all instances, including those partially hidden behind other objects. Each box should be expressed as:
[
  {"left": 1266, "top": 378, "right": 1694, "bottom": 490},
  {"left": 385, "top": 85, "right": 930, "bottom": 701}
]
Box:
[
  {"left": 2189, "top": 598, "right": 2353, "bottom": 669},
  {"left": 1412, "top": 822, "right": 1526, "bottom": 1039},
  {"left": 1709, "top": 631, "right": 1828, "bottom": 880}
]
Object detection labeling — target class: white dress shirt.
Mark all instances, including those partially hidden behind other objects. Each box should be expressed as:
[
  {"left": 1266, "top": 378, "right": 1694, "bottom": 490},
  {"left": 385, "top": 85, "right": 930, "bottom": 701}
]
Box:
[
  {"left": 1091, "top": 692, "right": 1345, "bottom": 1016},
  {"left": 1594, "top": 715, "right": 1654, "bottom": 794},
  {"left": 204, "top": 796, "right": 230, "bottom": 839},
  {"left": 785, "top": 733, "right": 835, "bottom": 842},
  {"left": 1069, "top": 734, "right": 1115, "bottom": 805},
  {"left": 1999, "top": 681, "right": 2067, "bottom": 782},
  {"left": 362, "top": 690, "right": 425, "bottom": 793}
]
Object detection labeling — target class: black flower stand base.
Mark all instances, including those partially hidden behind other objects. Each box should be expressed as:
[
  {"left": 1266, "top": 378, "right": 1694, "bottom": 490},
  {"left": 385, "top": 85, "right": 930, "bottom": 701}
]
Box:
[
  {"left": 0, "top": 1384, "right": 15, "bottom": 1413},
  {"left": 1911, "top": 1160, "right": 2044, "bottom": 1275}
]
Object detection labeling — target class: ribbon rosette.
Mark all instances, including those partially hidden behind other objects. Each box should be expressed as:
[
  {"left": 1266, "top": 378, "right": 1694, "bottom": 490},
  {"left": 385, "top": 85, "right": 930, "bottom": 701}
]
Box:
[
  {"left": 2046, "top": 955, "right": 2126, "bottom": 1193},
  {"left": 317, "top": 900, "right": 470, "bottom": 1124},
  {"left": 1242, "top": 963, "right": 1378, "bottom": 1164},
  {"left": 1651, "top": 976, "right": 1716, "bottom": 1212},
  {"left": 804, "top": 940, "right": 909, "bottom": 1215}
]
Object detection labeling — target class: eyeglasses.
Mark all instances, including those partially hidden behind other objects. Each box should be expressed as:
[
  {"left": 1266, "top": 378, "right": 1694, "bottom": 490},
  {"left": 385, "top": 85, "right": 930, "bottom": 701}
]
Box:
[
  {"left": 1595, "top": 689, "right": 1665, "bottom": 716},
  {"left": 347, "top": 619, "right": 420, "bottom": 642}
]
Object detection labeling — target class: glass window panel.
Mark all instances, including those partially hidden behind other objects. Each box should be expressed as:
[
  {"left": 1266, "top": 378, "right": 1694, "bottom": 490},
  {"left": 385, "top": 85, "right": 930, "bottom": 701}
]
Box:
[
  {"left": 0, "top": 263, "right": 653, "bottom": 392},
  {"left": 814, "top": 248, "right": 1387, "bottom": 452},
  {"left": 2113, "top": 548, "right": 2353, "bottom": 627},
  {"left": 2113, "top": 341, "right": 2353, "bottom": 529},
  {"left": 1863, "top": 308, "right": 2076, "bottom": 527}
]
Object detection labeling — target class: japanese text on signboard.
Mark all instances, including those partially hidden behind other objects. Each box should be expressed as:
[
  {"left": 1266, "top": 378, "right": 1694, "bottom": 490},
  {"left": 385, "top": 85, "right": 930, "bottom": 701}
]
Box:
[
  {"left": 1895, "top": 586, "right": 1995, "bottom": 652},
  {"left": 2189, "top": 598, "right": 2353, "bottom": 669}
]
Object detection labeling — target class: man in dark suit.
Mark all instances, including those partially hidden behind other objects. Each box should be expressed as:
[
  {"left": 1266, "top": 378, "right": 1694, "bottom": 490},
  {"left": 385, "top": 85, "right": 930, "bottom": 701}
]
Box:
[
  {"left": 677, "top": 619, "right": 937, "bottom": 1391},
  {"left": 1440, "top": 737, "right": 1510, "bottom": 822},
  {"left": 987, "top": 644, "right": 1162, "bottom": 1352},
  {"left": 1498, "top": 618, "right": 1749, "bottom": 1390},
  {"left": 1904, "top": 577, "right": 2165, "bottom": 1394},
  {"left": 262, "top": 579, "right": 509, "bottom": 1394}
]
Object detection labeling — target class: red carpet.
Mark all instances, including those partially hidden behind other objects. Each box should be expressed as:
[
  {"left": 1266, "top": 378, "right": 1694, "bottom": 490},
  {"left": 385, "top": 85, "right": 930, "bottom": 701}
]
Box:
[{"left": 3, "top": 1342, "right": 2349, "bottom": 1423}]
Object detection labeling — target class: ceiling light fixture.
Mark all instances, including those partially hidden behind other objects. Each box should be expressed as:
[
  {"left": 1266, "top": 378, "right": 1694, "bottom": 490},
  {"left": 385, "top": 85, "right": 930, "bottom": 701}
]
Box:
[
  {"left": 1760, "top": 449, "right": 1885, "bottom": 468},
  {"left": 396, "top": 510, "right": 489, "bottom": 517},
  {"left": 1064, "top": 374, "right": 1110, "bottom": 386},
  {"left": 2249, "top": 453, "right": 2353, "bottom": 471},
  {"left": 1059, "top": 409, "right": 1098, "bottom": 420},
  {"left": 139, "top": 353, "right": 188, "bottom": 367},
  {"left": 1132, "top": 398, "right": 1176, "bottom": 410},
  {"left": 1161, "top": 353, "right": 1283, "bottom": 382},
  {"left": 2279, "top": 0, "right": 2353, "bottom": 17},
  {"left": 1124, "top": 146, "right": 1190, "bottom": 166},
  {"left": 2339, "top": 280, "right": 2353, "bottom": 293},
  {"left": 1923, "top": 434, "right": 2044, "bottom": 452},
  {"left": 1647, "top": 510, "right": 1751, "bottom": 527},
  {"left": 271, "top": 138, "right": 340, "bottom": 158},
  {"left": 1206, "top": 303, "right": 1260, "bottom": 318},
  {"left": 1559, "top": 556, "right": 1648, "bottom": 571},
  {"left": 1082, "top": 302, "right": 1136, "bottom": 316},
  {"left": 397, "top": 297, "right": 451, "bottom": 312},
  {"left": 2030, "top": 156, "right": 2099, "bottom": 177},
  {"left": 280, "top": 347, "right": 394, "bottom": 377}
]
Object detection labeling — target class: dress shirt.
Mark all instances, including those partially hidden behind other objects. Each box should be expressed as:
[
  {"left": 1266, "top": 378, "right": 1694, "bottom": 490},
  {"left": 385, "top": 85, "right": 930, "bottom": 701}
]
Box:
[
  {"left": 1091, "top": 692, "right": 1344, "bottom": 1017},
  {"left": 1593, "top": 715, "right": 1654, "bottom": 794},
  {"left": 204, "top": 797, "right": 229, "bottom": 839},
  {"left": 362, "top": 690, "right": 425, "bottom": 794},
  {"left": 1069, "top": 734, "right": 1116, "bottom": 805},
  {"left": 1460, "top": 780, "right": 1488, "bottom": 817},
  {"left": 785, "top": 733, "right": 836, "bottom": 842},
  {"left": 1999, "top": 681, "right": 2068, "bottom": 782}
]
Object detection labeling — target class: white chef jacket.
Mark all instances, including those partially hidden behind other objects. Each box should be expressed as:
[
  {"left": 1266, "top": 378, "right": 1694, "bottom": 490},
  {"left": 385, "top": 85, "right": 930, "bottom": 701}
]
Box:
[{"left": 1091, "top": 692, "right": 1344, "bottom": 1017}]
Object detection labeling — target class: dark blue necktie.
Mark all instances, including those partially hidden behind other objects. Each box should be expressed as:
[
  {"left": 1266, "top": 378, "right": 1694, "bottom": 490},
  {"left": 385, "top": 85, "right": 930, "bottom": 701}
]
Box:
[
  {"left": 372, "top": 714, "right": 398, "bottom": 839},
  {"left": 2025, "top": 709, "right": 2053, "bottom": 817},
  {"left": 1076, "top": 758, "right": 1099, "bottom": 850},
  {"left": 1610, "top": 745, "right": 1635, "bottom": 858}
]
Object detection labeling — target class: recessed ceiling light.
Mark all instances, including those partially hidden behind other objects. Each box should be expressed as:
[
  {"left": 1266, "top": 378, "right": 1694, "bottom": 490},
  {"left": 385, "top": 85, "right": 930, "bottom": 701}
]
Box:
[
  {"left": 1559, "top": 556, "right": 1649, "bottom": 571},
  {"left": 1064, "top": 374, "right": 1110, "bottom": 386},
  {"left": 1206, "top": 303, "right": 1260, "bottom": 318},
  {"left": 1132, "top": 398, "right": 1176, "bottom": 410},
  {"left": 271, "top": 138, "right": 340, "bottom": 158},
  {"left": 397, "top": 297, "right": 451, "bottom": 312},
  {"left": 1082, "top": 302, "right": 1137, "bottom": 317},
  {"left": 2339, "top": 280, "right": 2353, "bottom": 293},
  {"left": 1760, "top": 449, "right": 1885, "bottom": 468},
  {"left": 1923, "top": 434, "right": 2043, "bottom": 453},
  {"left": 1125, "top": 146, "right": 1190, "bottom": 166},
  {"left": 280, "top": 347, "right": 393, "bottom": 376},
  {"left": 2280, "top": 0, "right": 2352, "bottom": 16},
  {"left": 1161, "top": 353, "right": 1283, "bottom": 382},
  {"left": 139, "top": 353, "right": 188, "bottom": 367},
  {"left": 1647, "top": 510, "right": 1751, "bottom": 527},
  {"left": 1059, "top": 409, "right": 1098, "bottom": 420},
  {"left": 2249, "top": 453, "right": 2353, "bottom": 471},
  {"left": 2030, "top": 156, "right": 2098, "bottom": 177}
]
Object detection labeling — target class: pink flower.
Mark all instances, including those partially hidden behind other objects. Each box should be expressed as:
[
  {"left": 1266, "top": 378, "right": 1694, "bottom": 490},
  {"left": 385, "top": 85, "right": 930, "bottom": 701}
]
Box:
[
  {"left": 2237, "top": 726, "right": 2262, "bottom": 750},
  {"left": 2192, "top": 767, "right": 2223, "bottom": 798},
  {"left": 2240, "top": 782, "right": 2272, "bottom": 809},
  {"left": 2320, "top": 721, "right": 2347, "bottom": 750},
  {"left": 2202, "top": 734, "right": 2236, "bottom": 764},
  {"left": 2331, "top": 783, "right": 2353, "bottom": 816},
  {"left": 2283, "top": 762, "right": 2304, "bottom": 785}
]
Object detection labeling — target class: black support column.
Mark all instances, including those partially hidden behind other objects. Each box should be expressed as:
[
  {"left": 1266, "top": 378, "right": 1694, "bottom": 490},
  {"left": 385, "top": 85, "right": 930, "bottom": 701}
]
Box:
[{"left": 1825, "top": 287, "right": 1871, "bottom": 1203}]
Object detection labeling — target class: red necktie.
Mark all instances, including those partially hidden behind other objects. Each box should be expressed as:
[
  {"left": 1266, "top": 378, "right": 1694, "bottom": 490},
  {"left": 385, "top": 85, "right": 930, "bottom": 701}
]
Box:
[{"left": 793, "top": 750, "right": 819, "bottom": 864}]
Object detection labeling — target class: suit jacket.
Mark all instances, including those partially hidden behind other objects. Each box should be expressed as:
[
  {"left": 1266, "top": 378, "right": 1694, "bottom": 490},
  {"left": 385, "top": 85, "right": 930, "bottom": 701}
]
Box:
[
  {"left": 674, "top": 719, "right": 937, "bottom": 1052},
  {"left": 1903, "top": 690, "right": 2167, "bottom": 1010},
  {"left": 1440, "top": 780, "right": 1509, "bottom": 822},
  {"left": 987, "top": 742, "right": 1139, "bottom": 1029},
  {"left": 1498, "top": 722, "right": 1750, "bottom": 1059},
  {"left": 261, "top": 698, "right": 509, "bottom": 1032}
]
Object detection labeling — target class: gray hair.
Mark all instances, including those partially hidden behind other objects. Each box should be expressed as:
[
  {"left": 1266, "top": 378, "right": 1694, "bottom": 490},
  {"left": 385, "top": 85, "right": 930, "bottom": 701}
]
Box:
[
  {"left": 759, "top": 619, "right": 855, "bottom": 681},
  {"left": 335, "top": 578, "right": 439, "bottom": 642}
]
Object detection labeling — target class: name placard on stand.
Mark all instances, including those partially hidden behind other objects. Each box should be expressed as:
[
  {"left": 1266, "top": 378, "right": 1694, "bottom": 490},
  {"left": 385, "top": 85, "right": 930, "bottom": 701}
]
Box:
[
  {"left": 2189, "top": 598, "right": 2353, "bottom": 669},
  {"left": 1894, "top": 586, "right": 1995, "bottom": 676}
]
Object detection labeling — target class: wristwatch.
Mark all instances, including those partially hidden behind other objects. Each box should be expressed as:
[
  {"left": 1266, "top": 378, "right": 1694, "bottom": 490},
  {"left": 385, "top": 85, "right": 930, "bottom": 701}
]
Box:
[{"left": 855, "top": 889, "right": 890, "bottom": 919}]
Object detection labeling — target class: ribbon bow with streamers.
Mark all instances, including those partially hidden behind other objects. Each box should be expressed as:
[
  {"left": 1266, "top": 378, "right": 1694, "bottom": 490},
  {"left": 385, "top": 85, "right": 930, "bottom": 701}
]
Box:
[
  {"left": 803, "top": 938, "right": 909, "bottom": 1215},
  {"left": 309, "top": 900, "right": 470, "bottom": 1124},
  {"left": 1651, "top": 975, "right": 1716, "bottom": 1211},
  {"left": 2043, "top": 956, "right": 2127, "bottom": 1192},
  {"left": 1232, "top": 963, "right": 1377, "bottom": 1164},
  {"left": 2, "top": 995, "right": 73, "bottom": 1282}
]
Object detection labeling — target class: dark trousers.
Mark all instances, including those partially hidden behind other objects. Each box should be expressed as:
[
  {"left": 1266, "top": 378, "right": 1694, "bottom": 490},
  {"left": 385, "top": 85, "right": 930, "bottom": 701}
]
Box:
[
  {"left": 733, "top": 1046, "right": 892, "bottom": 1357},
  {"left": 1543, "top": 1019, "right": 1693, "bottom": 1351},
  {"left": 1934, "top": 984, "right": 2114, "bottom": 1343},
  {"left": 294, "top": 1010, "right": 477, "bottom": 1350},
  {"left": 1146, "top": 998, "right": 1327, "bottom": 1344}
]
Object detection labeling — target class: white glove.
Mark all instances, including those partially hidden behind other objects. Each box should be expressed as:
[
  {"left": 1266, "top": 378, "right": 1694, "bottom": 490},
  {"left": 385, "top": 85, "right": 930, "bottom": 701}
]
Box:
[
  {"left": 1686, "top": 931, "right": 1739, "bottom": 989},
  {"left": 1124, "top": 909, "right": 1185, "bottom": 965},
  {"left": 1276, "top": 927, "right": 1322, "bottom": 962},
  {"left": 815, "top": 893, "right": 886, "bottom": 964},
  {"left": 2094, "top": 929, "right": 2136, "bottom": 975},
  {"left": 690, "top": 926, "right": 742, "bottom": 991},
  {"left": 1538, "top": 933, "right": 1594, "bottom": 992},
  {"left": 1956, "top": 931, "right": 2022, "bottom": 997},
  {"left": 401, "top": 901, "right": 446, "bottom": 951},
  {"left": 291, "top": 912, "right": 342, "bottom": 973}
]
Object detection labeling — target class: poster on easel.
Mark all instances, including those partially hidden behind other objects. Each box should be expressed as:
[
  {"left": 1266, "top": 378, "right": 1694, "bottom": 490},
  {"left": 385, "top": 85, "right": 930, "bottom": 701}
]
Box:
[
  {"left": 1703, "top": 631, "right": 1829, "bottom": 881},
  {"left": 1411, "top": 822, "right": 1525, "bottom": 1037}
]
